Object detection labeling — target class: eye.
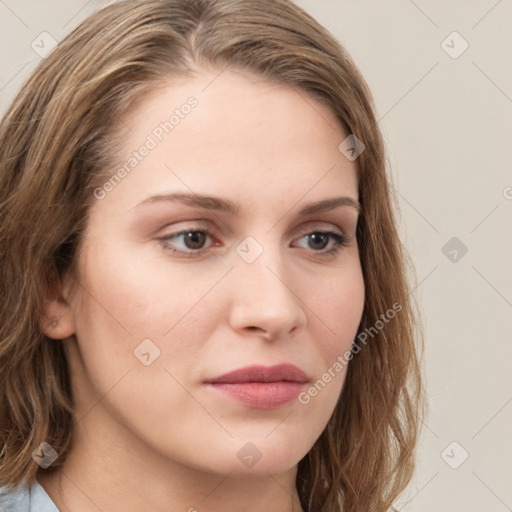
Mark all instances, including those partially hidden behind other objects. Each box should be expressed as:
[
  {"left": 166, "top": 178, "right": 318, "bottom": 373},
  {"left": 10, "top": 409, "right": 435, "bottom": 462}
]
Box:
[
  {"left": 293, "top": 230, "right": 351, "bottom": 258},
  {"left": 159, "top": 228, "right": 215, "bottom": 257},
  {"left": 157, "top": 227, "right": 352, "bottom": 258}
]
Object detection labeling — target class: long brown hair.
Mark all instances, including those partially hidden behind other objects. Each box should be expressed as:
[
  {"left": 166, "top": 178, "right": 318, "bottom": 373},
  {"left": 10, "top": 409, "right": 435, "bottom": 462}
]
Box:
[{"left": 0, "top": 1, "right": 425, "bottom": 510}]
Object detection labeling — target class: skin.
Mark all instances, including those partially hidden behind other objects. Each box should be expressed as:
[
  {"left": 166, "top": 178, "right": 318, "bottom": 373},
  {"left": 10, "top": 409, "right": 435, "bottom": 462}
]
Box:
[{"left": 38, "top": 67, "right": 365, "bottom": 512}]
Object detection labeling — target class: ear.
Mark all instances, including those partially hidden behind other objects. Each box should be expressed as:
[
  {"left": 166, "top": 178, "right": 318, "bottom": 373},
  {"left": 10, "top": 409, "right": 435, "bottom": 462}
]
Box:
[{"left": 40, "top": 271, "right": 76, "bottom": 340}]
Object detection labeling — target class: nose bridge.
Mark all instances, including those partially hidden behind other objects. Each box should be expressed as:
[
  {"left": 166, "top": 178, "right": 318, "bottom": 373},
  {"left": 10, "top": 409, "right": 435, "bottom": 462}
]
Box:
[
  {"left": 228, "top": 233, "right": 306, "bottom": 337},
  {"left": 236, "top": 233, "right": 289, "bottom": 292}
]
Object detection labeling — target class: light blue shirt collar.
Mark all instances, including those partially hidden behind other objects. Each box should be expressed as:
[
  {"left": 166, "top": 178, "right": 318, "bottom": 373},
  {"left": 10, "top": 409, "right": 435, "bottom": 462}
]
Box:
[{"left": 0, "top": 479, "right": 59, "bottom": 511}]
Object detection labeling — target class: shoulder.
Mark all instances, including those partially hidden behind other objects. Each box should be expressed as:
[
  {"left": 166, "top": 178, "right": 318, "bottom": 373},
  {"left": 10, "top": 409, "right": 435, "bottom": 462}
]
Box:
[{"left": 0, "top": 480, "right": 58, "bottom": 511}]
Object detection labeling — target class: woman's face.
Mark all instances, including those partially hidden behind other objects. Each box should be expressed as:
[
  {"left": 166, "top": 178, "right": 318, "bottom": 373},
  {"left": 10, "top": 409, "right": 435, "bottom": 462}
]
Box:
[{"left": 56, "top": 68, "right": 365, "bottom": 477}]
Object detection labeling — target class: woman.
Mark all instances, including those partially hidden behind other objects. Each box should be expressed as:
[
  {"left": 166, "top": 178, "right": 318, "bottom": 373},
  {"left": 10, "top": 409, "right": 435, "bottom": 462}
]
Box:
[{"left": 0, "top": 1, "right": 424, "bottom": 511}]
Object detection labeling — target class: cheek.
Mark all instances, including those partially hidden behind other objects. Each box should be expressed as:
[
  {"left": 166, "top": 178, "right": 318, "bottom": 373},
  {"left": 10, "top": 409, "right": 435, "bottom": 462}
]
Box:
[
  {"left": 70, "top": 239, "right": 229, "bottom": 392},
  {"left": 284, "top": 259, "right": 365, "bottom": 424},
  {"left": 67, "top": 245, "right": 222, "bottom": 453},
  {"left": 75, "top": 236, "right": 220, "bottom": 336},
  {"left": 307, "top": 259, "right": 365, "bottom": 359}
]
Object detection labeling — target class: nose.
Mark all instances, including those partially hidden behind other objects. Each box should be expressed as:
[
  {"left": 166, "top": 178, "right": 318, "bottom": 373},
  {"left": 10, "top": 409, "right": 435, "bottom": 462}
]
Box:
[{"left": 228, "top": 243, "right": 307, "bottom": 341}]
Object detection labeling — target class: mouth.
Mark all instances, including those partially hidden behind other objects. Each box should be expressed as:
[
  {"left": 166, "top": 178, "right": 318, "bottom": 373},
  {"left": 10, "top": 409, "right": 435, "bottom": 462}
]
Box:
[{"left": 203, "top": 364, "right": 309, "bottom": 409}]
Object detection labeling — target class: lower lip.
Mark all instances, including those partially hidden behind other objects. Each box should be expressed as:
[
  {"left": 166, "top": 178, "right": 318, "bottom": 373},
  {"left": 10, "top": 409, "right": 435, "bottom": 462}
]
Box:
[{"left": 205, "top": 381, "right": 305, "bottom": 409}]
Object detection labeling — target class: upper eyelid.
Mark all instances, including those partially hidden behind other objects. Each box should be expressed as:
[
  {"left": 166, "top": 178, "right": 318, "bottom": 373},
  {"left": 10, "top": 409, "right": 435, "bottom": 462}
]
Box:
[
  {"left": 159, "top": 223, "right": 349, "bottom": 241},
  {"left": 159, "top": 216, "right": 352, "bottom": 234}
]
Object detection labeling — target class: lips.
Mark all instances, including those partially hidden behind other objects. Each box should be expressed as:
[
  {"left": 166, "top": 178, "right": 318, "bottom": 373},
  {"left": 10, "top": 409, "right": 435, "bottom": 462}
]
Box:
[
  {"left": 204, "top": 364, "right": 309, "bottom": 409},
  {"left": 204, "top": 364, "right": 309, "bottom": 384}
]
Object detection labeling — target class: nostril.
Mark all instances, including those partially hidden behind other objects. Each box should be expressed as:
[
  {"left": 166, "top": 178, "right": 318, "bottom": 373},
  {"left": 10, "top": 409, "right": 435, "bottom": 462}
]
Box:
[{"left": 246, "top": 326, "right": 270, "bottom": 336}]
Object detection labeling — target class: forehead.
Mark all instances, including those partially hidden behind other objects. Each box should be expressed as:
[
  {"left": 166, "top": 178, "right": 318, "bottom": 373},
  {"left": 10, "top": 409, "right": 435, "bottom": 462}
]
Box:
[{"left": 96, "top": 68, "right": 358, "bottom": 212}]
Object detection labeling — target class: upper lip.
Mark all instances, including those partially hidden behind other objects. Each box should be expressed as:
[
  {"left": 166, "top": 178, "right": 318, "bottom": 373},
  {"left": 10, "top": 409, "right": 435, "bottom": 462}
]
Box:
[{"left": 204, "top": 364, "right": 309, "bottom": 384}]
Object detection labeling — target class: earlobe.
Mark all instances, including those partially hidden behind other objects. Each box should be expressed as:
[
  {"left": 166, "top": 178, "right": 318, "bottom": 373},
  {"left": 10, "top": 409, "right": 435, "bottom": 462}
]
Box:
[
  {"left": 40, "top": 273, "right": 76, "bottom": 340},
  {"left": 41, "top": 305, "right": 75, "bottom": 340}
]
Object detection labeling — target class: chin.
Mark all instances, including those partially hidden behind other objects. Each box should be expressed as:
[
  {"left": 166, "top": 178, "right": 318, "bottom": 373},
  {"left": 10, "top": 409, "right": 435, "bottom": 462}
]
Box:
[
  {"left": 229, "top": 435, "right": 312, "bottom": 476},
  {"left": 178, "top": 437, "right": 310, "bottom": 478}
]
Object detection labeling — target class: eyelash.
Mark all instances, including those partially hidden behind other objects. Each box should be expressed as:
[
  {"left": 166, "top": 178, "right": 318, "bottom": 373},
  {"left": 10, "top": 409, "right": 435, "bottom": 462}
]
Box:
[{"left": 158, "top": 227, "right": 351, "bottom": 259}]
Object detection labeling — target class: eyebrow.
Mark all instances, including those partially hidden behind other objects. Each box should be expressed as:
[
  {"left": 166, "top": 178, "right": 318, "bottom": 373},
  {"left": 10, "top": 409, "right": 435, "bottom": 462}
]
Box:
[{"left": 134, "top": 192, "right": 361, "bottom": 216}]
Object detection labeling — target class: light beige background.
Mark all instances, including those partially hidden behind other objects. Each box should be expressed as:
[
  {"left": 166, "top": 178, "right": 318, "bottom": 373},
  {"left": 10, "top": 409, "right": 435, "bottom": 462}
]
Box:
[{"left": 1, "top": 1, "right": 511, "bottom": 510}]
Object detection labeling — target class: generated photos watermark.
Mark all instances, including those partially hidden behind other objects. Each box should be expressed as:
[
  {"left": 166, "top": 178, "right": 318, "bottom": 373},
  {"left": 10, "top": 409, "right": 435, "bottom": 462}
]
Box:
[
  {"left": 93, "top": 96, "right": 198, "bottom": 200},
  {"left": 298, "top": 301, "right": 402, "bottom": 404}
]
